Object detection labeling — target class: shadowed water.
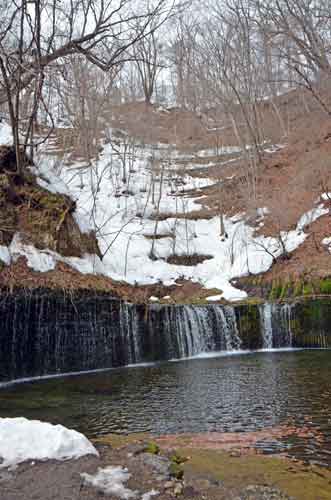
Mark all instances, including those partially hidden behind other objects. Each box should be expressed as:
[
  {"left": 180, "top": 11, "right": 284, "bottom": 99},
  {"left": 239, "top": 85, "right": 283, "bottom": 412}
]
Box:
[{"left": 0, "top": 350, "right": 330, "bottom": 466}]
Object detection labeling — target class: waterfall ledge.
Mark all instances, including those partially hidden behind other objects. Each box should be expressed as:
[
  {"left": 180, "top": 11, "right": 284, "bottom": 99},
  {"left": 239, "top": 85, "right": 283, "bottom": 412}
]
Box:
[{"left": 0, "top": 289, "right": 330, "bottom": 381}]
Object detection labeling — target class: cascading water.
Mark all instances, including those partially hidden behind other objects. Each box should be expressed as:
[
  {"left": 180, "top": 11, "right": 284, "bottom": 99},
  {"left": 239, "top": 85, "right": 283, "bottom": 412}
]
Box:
[
  {"left": 0, "top": 290, "right": 329, "bottom": 381},
  {"left": 259, "top": 303, "right": 274, "bottom": 349},
  {"left": 258, "top": 303, "right": 296, "bottom": 349},
  {"left": 213, "top": 306, "right": 242, "bottom": 350},
  {"left": 281, "top": 303, "right": 294, "bottom": 346}
]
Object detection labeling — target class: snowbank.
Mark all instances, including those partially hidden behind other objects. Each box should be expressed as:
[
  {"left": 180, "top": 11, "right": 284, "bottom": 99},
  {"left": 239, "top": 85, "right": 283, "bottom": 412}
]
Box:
[{"left": 0, "top": 417, "right": 98, "bottom": 469}]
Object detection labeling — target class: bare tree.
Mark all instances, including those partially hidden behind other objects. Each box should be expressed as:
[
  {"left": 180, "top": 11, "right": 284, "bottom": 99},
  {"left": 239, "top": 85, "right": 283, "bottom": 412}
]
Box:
[
  {"left": 133, "top": 29, "right": 163, "bottom": 104},
  {"left": 0, "top": 0, "right": 174, "bottom": 172}
]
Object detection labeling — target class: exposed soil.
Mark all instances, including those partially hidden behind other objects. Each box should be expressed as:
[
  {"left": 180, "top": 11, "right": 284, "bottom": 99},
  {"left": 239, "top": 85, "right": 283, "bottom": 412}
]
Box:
[
  {"left": 0, "top": 258, "right": 223, "bottom": 304},
  {"left": 43, "top": 88, "right": 331, "bottom": 292},
  {"left": 166, "top": 254, "right": 213, "bottom": 266}
]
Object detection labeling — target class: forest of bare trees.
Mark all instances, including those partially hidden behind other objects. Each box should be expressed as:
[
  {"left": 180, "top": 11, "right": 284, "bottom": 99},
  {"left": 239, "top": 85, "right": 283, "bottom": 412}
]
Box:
[{"left": 2, "top": 0, "right": 331, "bottom": 160}]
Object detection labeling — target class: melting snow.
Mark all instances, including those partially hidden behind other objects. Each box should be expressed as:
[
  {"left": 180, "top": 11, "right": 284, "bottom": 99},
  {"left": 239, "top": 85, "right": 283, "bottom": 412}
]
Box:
[
  {"left": 149, "top": 296, "right": 160, "bottom": 302},
  {"left": 0, "top": 418, "right": 98, "bottom": 469},
  {"left": 322, "top": 237, "right": 331, "bottom": 252},
  {"left": 0, "top": 123, "right": 328, "bottom": 302},
  {"left": 297, "top": 204, "right": 329, "bottom": 231},
  {"left": 81, "top": 466, "right": 138, "bottom": 499}
]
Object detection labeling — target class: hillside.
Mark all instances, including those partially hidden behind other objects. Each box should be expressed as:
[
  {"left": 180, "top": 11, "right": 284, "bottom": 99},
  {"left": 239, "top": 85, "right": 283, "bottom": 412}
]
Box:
[{"left": 0, "top": 88, "right": 330, "bottom": 303}]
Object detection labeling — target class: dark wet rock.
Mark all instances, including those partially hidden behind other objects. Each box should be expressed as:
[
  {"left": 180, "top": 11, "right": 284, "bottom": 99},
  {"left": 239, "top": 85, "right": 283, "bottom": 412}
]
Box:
[
  {"left": 137, "top": 452, "right": 172, "bottom": 478},
  {"left": 0, "top": 470, "right": 13, "bottom": 483}
]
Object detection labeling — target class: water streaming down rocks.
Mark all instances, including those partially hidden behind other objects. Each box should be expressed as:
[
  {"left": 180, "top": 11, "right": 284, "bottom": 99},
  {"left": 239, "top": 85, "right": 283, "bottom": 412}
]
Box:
[
  {"left": 0, "top": 290, "right": 330, "bottom": 381},
  {"left": 258, "top": 303, "right": 294, "bottom": 348}
]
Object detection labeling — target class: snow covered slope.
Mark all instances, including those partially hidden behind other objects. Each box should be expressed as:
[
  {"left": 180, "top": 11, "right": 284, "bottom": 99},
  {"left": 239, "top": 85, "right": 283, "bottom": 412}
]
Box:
[{"left": 0, "top": 124, "right": 328, "bottom": 301}]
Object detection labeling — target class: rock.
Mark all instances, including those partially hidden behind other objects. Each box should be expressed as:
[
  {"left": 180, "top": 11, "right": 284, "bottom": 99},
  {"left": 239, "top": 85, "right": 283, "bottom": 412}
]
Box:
[
  {"left": 0, "top": 470, "right": 13, "bottom": 483},
  {"left": 182, "top": 485, "right": 200, "bottom": 497},
  {"left": 240, "top": 485, "right": 293, "bottom": 500},
  {"left": 173, "top": 482, "right": 184, "bottom": 496},
  {"left": 164, "top": 481, "right": 175, "bottom": 489},
  {"left": 126, "top": 443, "right": 147, "bottom": 456},
  {"left": 138, "top": 453, "right": 171, "bottom": 478}
]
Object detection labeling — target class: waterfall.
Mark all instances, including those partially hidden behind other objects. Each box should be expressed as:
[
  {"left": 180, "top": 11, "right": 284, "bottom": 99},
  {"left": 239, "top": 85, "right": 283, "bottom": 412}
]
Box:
[
  {"left": 161, "top": 304, "right": 242, "bottom": 358},
  {"left": 259, "top": 303, "right": 274, "bottom": 348},
  {"left": 259, "top": 303, "right": 295, "bottom": 349},
  {"left": 214, "top": 306, "right": 242, "bottom": 351},
  {"left": 281, "top": 303, "right": 293, "bottom": 346},
  {"left": 120, "top": 302, "right": 141, "bottom": 364},
  {"left": 170, "top": 305, "right": 215, "bottom": 357},
  {"left": 0, "top": 290, "right": 329, "bottom": 381}
]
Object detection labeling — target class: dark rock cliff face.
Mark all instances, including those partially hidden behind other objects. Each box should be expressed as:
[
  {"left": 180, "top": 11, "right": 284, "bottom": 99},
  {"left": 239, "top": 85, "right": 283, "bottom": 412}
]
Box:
[{"left": 0, "top": 289, "right": 330, "bottom": 382}]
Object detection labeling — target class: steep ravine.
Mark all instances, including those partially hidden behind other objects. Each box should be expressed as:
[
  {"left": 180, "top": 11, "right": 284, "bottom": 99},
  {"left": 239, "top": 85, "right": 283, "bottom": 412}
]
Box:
[{"left": 0, "top": 289, "right": 329, "bottom": 382}]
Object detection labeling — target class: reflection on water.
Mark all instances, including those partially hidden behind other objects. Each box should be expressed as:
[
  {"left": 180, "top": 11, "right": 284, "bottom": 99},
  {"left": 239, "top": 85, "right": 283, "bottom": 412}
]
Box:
[{"left": 0, "top": 350, "right": 330, "bottom": 466}]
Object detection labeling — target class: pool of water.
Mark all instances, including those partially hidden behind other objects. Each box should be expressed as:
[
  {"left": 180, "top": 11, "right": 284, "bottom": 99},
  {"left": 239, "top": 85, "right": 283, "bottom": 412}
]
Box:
[{"left": 0, "top": 350, "right": 330, "bottom": 466}]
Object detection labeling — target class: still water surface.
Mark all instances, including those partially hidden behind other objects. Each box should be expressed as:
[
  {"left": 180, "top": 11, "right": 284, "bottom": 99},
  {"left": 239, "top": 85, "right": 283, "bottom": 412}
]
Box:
[{"left": 0, "top": 350, "right": 330, "bottom": 466}]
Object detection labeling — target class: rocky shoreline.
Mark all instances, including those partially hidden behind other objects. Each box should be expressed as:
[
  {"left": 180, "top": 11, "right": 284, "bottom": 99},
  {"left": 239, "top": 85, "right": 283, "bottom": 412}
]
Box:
[{"left": 1, "top": 433, "right": 330, "bottom": 500}]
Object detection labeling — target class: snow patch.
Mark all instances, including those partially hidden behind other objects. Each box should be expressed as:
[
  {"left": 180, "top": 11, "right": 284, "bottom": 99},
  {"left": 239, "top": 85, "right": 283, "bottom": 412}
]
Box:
[
  {"left": 0, "top": 417, "right": 98, "bottom": 469},
  {"left": 33, "top": 156, "right": 70, "bottom": 196},
  {"left": 7, "top": 233, "right": 106, "bottom": 276},
  {"left": 81, "top": 466, "right": 138, "bottom": 499},
  {"left": 149, "top": 296, "right": 159, "bottom": 302},
  {"left": 0, "top": 121, "right": 13, "bottom": 145},
  {"left": 141, "top": 490, "right": 159, "bottom": 500},
  {"left": 1, "top": 129, "right": 328, "bottom": 302},
  {"left": 0, "top": 246, "right": 10, "bottom": 265},
  {"left": 10, "top": 234, "right": 56, "bottom": 272},
  {"left": 297, "top": 204, "right": 329, "bottom": 231},
  {"left": 322, "top": 237, "right": 331, "bottom": 252}
]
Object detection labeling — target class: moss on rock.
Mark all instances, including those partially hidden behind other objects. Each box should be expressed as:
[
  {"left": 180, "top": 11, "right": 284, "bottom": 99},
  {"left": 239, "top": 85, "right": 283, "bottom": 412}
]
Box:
[{"left": 0, "top": 155, "right": 101, "bottom": 260}]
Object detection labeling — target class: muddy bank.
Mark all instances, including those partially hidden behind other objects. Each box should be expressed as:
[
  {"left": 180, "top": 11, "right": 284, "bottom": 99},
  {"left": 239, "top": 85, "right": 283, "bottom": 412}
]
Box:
[{"left": 1, "top": 433, "right": 330, "bottom": 500}]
